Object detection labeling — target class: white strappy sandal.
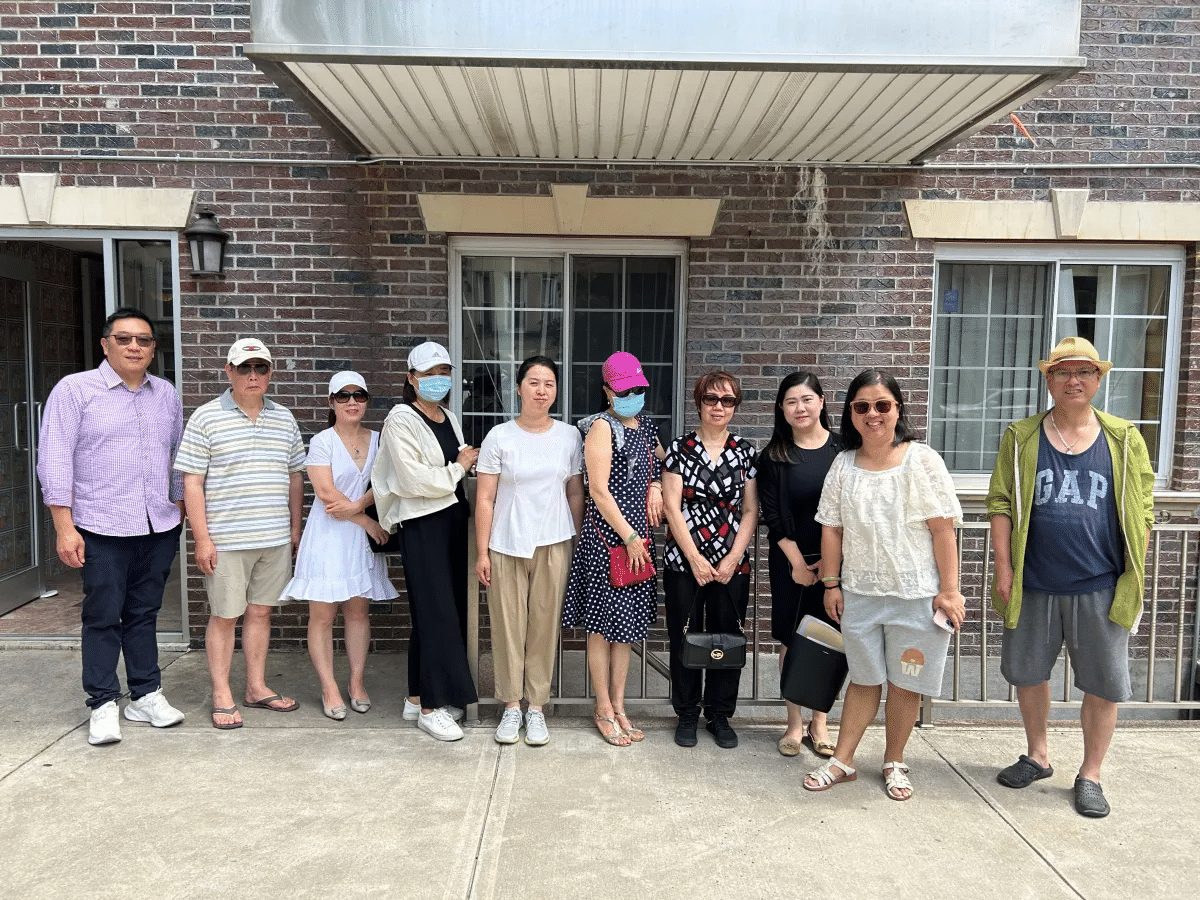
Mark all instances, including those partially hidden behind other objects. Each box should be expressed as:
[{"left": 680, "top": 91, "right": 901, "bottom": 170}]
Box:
[
  {"left": 882, "top": 761, "right": 912, "bottom": 801},
  {"left": 803, "top": 756, "right": 857, "bottom": 791}
]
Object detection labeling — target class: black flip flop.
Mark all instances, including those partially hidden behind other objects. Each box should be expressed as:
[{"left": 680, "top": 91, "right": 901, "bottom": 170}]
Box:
[{"left": 243, "top": 693, "right": 299, "bottom": 712}]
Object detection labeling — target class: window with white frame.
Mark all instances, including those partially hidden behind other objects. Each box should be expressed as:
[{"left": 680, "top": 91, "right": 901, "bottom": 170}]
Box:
[
  {"left": 930, "top": 244, "right": 1182, "bottom": 483},
  {"left": 452, "top": 238, "right": 685, "bottom": 448}
]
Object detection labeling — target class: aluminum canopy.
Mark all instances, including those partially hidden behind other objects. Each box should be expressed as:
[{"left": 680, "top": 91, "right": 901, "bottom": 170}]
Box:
[{"left": 245, "top": 0, "right": 1085, "bottom": 166}]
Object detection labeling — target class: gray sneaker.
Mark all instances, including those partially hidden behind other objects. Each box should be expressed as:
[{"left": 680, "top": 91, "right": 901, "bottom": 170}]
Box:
[
  {"left": 494, "top": 706, "right": 523, "bottom": 744},
  {"left": 523, "top": 708, "right": 550, "bottom": 746}
]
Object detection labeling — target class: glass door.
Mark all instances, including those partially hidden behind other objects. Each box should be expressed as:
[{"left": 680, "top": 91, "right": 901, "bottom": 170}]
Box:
[{"left": 0, "top": 269, "right": 43, "bottom": 614}]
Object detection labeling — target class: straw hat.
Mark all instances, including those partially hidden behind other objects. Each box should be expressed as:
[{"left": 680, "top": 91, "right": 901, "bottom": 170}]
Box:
[{"left": 1037, "top": 336, "right": 1112, "bottom": 377}]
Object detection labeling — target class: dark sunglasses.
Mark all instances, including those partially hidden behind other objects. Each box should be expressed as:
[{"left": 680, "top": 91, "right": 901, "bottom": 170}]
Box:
[
  {"left": 109, "top": 333, "right": 155, "bottom": 348},
  {"left": 234, "top": 362, "right": 271, "bottom": 376},
  {"left": 850, "top": 399, "right": 897, "bottom": 416},
  {"left": 612, "top": 386, "right": 647, "bottom": 398},
  {"left": 701, "top": 393, "right": 739, "bottom": 409},
  {"left": 332, "top": 390, "right": 369, "bottom": 403}
]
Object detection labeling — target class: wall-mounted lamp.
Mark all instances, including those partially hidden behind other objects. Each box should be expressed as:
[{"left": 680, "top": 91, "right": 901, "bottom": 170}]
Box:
[{"left": 184, "top": 209, "right": 229, "bottom": 276}]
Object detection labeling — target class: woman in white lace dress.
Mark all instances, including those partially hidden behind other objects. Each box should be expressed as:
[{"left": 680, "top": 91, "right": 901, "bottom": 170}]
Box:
[{"left": 802, "top": 369, "right": 964, "bottom": 801}]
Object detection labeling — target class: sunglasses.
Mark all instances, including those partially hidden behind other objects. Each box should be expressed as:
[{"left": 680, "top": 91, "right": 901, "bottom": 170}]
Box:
[
  {"left": 234, "top": 362, "right": 271, "bottom": 376},
  {"left": 109, "top": 333, "right": 155, "bottom": 348},
  {"left": 332, "top": 390, "right": 369, "bottom": 403},
  {"left": 612, "top": 386, "right": 647, "bottom": 398},
  {"left": 701, "top": 394, "right": 739, "bottom": 409},
  {"left": 850, "top": 399, "right": 897, "bottom": 416}
]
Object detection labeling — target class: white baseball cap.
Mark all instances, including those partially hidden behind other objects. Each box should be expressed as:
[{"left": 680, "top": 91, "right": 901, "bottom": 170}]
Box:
[
  {"left": 328, "top": 371, "right": 367, "bottom": 394},
  {"left": 407, "top": 341, "right": 452, "bottom": 373},
  {"left": 227, "top": 337, "right": 272, "bottom": 367}
]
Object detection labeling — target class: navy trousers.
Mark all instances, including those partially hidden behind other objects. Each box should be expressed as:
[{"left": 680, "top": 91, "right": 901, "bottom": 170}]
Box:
[{"left": 77, "top": 525, "right": 181, "bottom": 709}]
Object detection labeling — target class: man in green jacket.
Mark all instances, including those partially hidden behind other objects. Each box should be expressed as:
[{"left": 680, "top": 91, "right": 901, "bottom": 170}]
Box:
[{"left": 986, "top": 337, "right": 1154, "bottom": 819}]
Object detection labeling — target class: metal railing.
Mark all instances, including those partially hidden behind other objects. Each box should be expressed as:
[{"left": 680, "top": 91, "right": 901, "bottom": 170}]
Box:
[{"left": 467, "top": 507, "right": 1200, "bottom": 723}]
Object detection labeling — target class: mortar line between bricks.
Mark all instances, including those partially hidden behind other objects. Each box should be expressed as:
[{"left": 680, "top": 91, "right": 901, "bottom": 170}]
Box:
[{"left": 919, "top": 732, "right": 1088, "bottom": 900}]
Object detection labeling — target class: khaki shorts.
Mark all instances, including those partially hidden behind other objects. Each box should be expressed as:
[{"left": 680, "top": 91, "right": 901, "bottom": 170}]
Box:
[{"left": 205, "top": 543, "right": 293, "bottom": 619}]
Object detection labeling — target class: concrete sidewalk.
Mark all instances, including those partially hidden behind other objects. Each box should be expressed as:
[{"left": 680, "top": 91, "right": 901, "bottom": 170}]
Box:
[{"left": 1, "top": 647, "right": 1195, "bottom": 900}]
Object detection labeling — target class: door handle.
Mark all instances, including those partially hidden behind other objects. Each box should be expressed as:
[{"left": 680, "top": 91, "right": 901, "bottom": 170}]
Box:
[
  {"left": 34, "top": 401, "right": 42, "bottom": 446},
  {"left": 11, "top": 402, "right": 23, "bottom": 451}
]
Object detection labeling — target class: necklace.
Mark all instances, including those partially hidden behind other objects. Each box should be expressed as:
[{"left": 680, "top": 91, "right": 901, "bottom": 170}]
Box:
[{"left": 1049, "top": 411, "right": 1093, "bottom": 454}]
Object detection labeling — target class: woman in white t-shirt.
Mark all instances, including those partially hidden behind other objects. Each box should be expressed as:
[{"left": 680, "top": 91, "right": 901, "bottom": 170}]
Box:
[{"left": 474, "top": 356, "right": 585, "bottom": 746}]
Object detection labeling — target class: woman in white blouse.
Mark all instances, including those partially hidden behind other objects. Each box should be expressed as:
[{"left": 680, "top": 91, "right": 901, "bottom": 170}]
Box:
[
  {"left": 474, "top": 356, "right": 585, "bottom": 746},
  {"left": 803, "top": 369, "right": 965, "bottom": 801}
]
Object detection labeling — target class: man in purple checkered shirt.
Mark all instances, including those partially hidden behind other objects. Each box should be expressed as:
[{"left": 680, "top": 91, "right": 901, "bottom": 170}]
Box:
[{"left": 37, "top": 307, "right": 187, "bottom": 746}]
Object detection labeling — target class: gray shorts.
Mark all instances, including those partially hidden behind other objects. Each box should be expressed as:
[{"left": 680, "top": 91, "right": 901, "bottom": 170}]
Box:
[
  {"left": 1000, "top": 587, "right": 1131, "bottom": 703},
  {"left": 841, "top": 589, "right": 951, "bottom": 696},
  {"left": 204, "top": 543, "right": 292, "bottom": 619}
]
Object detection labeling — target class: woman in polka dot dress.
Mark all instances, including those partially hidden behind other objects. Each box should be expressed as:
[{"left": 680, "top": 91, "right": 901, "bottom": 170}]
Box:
[{"left": 562, "top": 352, "right": 664, "bottom": 747}]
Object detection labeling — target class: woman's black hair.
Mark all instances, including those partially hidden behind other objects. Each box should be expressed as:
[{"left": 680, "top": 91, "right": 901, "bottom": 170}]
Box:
[
  {"left": 839, "top": 368, "right": 916, "bottom": 450},
  {"left": 517, "top": 355, "right": 559, "bottom": 385},
  {"left": 764, "top": 371, "right": 831, "bottom": 463},
  {"left": 402, "top": 370, "right": 418, "bottom": 404}
]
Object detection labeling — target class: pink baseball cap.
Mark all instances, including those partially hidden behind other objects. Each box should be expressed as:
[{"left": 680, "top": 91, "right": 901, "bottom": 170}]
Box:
[{"left": 602, "top": 351, "right": 649, "bottom": 390}]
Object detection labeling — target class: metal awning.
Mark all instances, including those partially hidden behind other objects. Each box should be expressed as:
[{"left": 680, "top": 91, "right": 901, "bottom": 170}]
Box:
[{"left": 246, "top": 0, "right": 1085, "bottom": 166}]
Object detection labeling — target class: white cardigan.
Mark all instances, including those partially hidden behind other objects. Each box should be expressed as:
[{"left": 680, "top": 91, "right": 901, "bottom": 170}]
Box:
[{"left": 371, "top": 403, "right": 467, "bottom": 532}]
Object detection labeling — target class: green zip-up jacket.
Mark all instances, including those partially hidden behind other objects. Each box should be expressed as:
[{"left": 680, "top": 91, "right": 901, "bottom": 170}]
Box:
[{"left": 985, "top": 408, "right": 1155, "bottom": 631}]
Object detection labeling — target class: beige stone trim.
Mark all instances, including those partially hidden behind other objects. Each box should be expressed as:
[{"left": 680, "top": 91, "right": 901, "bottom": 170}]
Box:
[
  {"left": 419, "top": 184, "right": 721, "bottom": 237},
  {"left": 0, "top": 175, "right": 196, "bottom": 228},
  {"left": 905, "top": 192, "right": 1200, "bottom": 241}
]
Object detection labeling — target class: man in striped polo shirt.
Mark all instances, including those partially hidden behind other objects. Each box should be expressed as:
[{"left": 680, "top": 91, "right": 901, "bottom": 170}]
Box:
[{"left": 175, "top": 338, "right": 306, "bottom": 729}]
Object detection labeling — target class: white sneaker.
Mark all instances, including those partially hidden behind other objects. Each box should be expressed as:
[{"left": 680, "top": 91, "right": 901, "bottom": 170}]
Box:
[
  {"left": 494, "top": 706, "right": 523, "bottom": 744},
  {"left": 403, "top": 698, "right": 463, "bottom": 722},
  {"left": 123, "top": 689, "right": 185, "bottom": 728},
  {"left": 88, "top": 701, "right": 122, "bottom": 745},
  {"left": 523, "top": 708, "right": 549, "bottom": 746},
  {"left": 418, "top": 706, "right": 464, "bottom": 742}
]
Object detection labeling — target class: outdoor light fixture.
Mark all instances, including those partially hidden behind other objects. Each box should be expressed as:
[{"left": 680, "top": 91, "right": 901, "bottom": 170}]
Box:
[{"left": 184, "top": 209, "right": 230, "bottom": 276}]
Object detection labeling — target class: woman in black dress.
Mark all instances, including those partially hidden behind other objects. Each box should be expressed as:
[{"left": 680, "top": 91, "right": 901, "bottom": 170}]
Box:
[{"left": 758, "top": 371, "right": 841, "bottom": 758}]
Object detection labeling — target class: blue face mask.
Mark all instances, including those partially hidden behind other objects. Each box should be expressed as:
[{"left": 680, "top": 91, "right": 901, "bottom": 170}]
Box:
[
  {"left": 611, "top": 393, "right": 645, "bottom": 418},
  {"left": 415, "top": 375, "right": 452, "bottom": 403}
]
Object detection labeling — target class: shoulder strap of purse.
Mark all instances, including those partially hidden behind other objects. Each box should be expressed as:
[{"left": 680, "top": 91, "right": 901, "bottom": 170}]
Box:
[{"left": 682, "top": 581, "right": 745, "bottom": 635}]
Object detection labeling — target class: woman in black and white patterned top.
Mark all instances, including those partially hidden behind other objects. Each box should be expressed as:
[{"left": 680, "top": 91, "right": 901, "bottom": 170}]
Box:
[{"left": 661, "top": 371, "right": 759, "bottom": 750}]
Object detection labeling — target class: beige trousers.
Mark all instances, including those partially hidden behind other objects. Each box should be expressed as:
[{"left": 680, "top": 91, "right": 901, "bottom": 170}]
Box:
[{"left": 489, "top": 540, "right": 571, "bottom": 707}]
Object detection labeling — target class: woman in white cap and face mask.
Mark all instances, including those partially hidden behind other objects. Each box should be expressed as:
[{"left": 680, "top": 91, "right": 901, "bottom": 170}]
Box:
[
  {"left": 280, "top": 372, "right": 398, "bottom": 720},
  {"left": 372, "top": 341, "right": 480, "bottom": 741}
]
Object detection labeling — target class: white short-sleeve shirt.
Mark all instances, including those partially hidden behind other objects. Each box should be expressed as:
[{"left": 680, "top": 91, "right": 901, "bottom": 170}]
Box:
[
  {"left": 477, "top": 419, "right": 584, "bottom": 558},
  {"left": 815, "top": 441, "right": 962, "bottom": 599}
]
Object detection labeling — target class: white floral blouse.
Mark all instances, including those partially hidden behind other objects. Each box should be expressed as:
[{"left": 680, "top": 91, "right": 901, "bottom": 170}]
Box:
[{"left": 815, "top": 441, "right": 962, "bottom": 599}]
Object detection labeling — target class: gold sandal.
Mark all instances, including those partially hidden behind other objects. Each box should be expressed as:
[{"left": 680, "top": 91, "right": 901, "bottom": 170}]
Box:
[
  {"left": 613, "top": 711, "right": 645, "bottom": 742},
  {"left": 594, "top": 713, "right": 631, "bottom": 746}
]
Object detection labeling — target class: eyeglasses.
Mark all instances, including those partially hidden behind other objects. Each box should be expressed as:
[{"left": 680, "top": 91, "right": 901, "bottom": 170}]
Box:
[
  {"left": 332, "top": 390, "right": 369, "bottom": 403},
  {"left": 850, "top": 399, "right": 897, "bottom": 416},
  {"left": 612, "top": 386, "right": 647, "bottom": 398},
  {"left": 1050, "top": 367, "right": 1099, "bottom": 382},
  {"left": 234, "top": 362, "right": 271, "bottom": 376},
  {"left": 701, "top": 394, "right": 739, "bottom": 408},
  {"left": 109, "top": 333, "right": 155, "bottom": 348}
]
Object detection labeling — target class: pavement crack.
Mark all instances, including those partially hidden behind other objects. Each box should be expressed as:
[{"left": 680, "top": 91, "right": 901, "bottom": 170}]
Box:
[
  {"left": 462, "top": 742, "right": 506, "bottom": 900},
  {"left": 921, "top": 733, "right": 1087, "bottom": 900}
]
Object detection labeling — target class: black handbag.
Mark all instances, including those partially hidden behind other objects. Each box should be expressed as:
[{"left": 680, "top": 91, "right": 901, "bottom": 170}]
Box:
[
  {"left": 680, "top": 582, "right": 747, "bottom": 670},
  {"left": 364, "top": 503, "right": 402, "bottom": 554},
  {"left": 779, "top": 617, "right": 848, "bottom": 713}
]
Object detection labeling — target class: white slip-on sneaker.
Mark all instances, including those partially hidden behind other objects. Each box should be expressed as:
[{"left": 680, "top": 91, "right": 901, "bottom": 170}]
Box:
[
  {"left": 123, "top": 689, "right": 185, "bottom": 728},
  {"left": 404, "top": 698, "right": 463, "bottom": 722},
  {"left": 418, "top": 706, "right": 464, "bottom": 742},
  {"left": 494, "top": 706, "right": 523, "bottom": 744},
  {"left": 88, "top": 700, "right": 122, "bottom": 745},
  {"left": 523, "top": 708, "right": 550, "bottom": 746}
]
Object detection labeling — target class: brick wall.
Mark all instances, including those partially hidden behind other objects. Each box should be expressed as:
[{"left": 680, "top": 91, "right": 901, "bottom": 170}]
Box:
[{"left": 2, "top": 0, "right": 1197, "bottom": 651}]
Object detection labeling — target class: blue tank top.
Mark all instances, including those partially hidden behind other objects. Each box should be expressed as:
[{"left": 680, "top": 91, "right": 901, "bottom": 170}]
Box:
[{"left": 1023, "top": 428, "right": 1123, "bottom": 595}]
